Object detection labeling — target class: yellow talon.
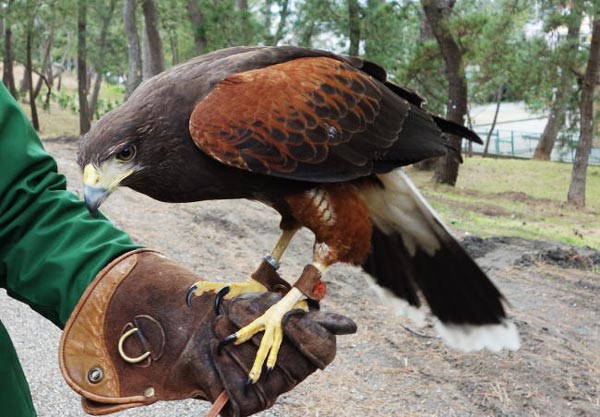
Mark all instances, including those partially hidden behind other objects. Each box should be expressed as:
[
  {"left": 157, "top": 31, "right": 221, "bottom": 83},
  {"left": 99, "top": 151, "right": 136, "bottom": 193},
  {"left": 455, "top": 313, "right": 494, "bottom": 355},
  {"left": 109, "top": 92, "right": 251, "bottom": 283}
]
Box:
[
  {"left": 186, "top": 278, "right": 269, "bottom": 311},
  {"left": 231, "top": 287, "right": 306, "bottom": 383},
  {"left": 192, "top": 279, "right": 268, "bottom": 299}
]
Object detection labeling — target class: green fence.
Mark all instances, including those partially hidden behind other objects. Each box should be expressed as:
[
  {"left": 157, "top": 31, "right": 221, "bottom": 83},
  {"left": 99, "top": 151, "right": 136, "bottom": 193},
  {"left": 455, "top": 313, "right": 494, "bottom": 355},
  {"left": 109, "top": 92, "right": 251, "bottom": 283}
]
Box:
[{"left": 465, "top": 129, "right": 600, "bottom": 165}]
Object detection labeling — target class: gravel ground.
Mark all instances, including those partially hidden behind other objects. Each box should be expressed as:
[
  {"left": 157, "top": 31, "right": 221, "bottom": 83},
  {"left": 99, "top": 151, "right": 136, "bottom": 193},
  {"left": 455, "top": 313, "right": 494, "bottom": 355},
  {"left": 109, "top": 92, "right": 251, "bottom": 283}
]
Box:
[{"left": 1, "top": 137, "right": 599, "bottom": 417}]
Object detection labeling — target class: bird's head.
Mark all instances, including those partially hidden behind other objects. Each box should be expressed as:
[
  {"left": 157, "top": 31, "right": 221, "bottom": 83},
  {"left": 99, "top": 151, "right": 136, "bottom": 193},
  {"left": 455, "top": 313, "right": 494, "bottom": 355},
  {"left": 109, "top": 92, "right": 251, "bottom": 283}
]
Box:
[{"left": 78, "top": 112, "right": 148, "bottom": 217}]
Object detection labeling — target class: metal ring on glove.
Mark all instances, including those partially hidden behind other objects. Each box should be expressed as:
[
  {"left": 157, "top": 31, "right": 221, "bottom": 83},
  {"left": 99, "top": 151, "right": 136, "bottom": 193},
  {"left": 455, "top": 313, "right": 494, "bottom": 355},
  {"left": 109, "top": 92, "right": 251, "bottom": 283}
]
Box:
[{"left": 118, "top": 327, "right": 151, "bottom": 363}]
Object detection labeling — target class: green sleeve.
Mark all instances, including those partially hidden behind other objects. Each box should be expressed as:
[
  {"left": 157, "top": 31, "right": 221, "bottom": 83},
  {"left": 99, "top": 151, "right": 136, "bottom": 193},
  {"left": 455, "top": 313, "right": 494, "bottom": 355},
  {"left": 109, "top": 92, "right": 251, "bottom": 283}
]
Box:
[{"left": 0, "top": 84, "right": 141, "bottom": 328}]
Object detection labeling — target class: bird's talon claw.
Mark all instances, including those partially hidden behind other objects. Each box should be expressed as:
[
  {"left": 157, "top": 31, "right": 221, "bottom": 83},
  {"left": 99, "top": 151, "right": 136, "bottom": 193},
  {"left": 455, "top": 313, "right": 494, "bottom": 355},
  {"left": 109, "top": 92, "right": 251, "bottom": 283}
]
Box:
[
  {"left": 265, "top": 366, "right": 273, "bottom": 381},
  {"left": 217, "top": 334, "right": 237, "bottom": 354},
  {"left": 185, "top": 284, "right": 198, "bottom": 308},
  {"left": 214, "top": 286, "right": 231, "bottom": 315},
  {"left": 244, "top": 377, "right": 254, "bottom": 394}
]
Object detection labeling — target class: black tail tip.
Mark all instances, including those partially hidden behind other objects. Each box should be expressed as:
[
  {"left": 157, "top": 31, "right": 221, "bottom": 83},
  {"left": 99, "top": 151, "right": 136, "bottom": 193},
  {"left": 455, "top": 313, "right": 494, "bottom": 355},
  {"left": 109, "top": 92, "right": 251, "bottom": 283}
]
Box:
[{"left": 433, "top": 115, "right": 483, "bottom": 145}]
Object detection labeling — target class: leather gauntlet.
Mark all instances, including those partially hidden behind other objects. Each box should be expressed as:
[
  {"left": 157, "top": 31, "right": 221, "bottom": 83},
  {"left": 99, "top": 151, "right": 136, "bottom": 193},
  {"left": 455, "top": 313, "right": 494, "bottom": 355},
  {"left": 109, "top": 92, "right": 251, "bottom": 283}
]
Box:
[{"left": 59, "top": 249, "right": 356, "bottom": 416}]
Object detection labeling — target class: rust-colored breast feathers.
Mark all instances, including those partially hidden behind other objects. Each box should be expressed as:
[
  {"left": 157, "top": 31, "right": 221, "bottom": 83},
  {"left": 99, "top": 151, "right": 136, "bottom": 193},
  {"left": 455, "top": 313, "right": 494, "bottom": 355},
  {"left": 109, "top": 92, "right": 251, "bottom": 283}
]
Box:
[{"left": 189, "top": 57, "right": 394, "bottom": 182}]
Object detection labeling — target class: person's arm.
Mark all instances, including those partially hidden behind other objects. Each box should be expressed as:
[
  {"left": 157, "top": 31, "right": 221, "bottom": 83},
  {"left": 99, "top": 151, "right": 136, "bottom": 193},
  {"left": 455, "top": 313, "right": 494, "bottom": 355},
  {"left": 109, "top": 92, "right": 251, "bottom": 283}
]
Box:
[{"left": 0, "top": 84, "right": 140, "bottom": 328}]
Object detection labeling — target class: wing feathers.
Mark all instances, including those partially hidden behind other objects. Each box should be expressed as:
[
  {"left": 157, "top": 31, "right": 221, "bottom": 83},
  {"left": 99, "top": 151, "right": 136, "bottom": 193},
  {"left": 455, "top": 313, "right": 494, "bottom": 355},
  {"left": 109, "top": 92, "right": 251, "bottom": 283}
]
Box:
[
  {"left": 190, "top": 53, "right": 479, "bottom": 182},
  {"left": 190, "top": 57, "right": 405, "bottom": 182}
]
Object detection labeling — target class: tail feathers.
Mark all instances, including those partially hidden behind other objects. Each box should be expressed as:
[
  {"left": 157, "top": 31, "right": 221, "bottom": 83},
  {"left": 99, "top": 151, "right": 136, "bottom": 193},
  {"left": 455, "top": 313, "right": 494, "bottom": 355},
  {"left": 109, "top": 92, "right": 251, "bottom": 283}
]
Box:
[
  {"left": 432, "top": 115, "right": 483, "bottom": 144},
  {"left": 359, "top": 170, "right": 519, "bottom": 352}
]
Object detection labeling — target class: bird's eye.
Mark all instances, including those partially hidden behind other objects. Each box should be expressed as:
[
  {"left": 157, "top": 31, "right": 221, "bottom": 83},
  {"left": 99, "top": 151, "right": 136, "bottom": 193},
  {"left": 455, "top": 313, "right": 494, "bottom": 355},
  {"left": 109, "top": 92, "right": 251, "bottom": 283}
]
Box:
[{"left": 116, "top": 144, "right": 136, "bottom": 162}]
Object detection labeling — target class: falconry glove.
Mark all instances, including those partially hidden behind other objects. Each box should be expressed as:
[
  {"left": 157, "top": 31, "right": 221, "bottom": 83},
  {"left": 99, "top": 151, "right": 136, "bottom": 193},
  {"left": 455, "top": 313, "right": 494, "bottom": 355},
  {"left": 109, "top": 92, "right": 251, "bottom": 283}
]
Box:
[{"left": 59, "top": 249, "right": 356, "bottom": 416}]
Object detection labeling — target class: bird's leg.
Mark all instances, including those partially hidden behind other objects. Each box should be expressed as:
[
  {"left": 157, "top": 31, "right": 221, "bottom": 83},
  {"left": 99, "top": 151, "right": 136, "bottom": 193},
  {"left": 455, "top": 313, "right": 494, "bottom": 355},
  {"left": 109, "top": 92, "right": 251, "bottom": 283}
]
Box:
[
  {"left": 250, "top": 227, "right": 298, "bottom": 286},
  {"left": 270, "top": 226, "right": 298, "bottom": 262},
  {"left": 186, "top": 227, "right": 300, "bottom": 312},
  {"left": 219, "top": 253, "right": 329, "bottom": 385}
]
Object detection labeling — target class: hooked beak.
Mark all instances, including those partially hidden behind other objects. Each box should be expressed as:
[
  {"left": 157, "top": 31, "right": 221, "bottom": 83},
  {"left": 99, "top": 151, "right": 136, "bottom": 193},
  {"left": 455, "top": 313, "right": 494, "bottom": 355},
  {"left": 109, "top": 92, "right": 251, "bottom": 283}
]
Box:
[
  {"left": 83, "top": 163, "right": 132, "bottom": 217},
  {"left": 83, "top": 164, "right": 111, "bottom": 217},
  {"left": 84, "top": 185, "right": 111, "bottom": 218}
]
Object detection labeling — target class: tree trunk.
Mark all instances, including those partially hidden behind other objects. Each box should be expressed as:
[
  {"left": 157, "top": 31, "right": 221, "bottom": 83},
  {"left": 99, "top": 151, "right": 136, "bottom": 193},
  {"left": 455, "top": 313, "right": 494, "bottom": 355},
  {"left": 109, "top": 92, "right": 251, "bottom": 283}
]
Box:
[
  {"left": 532, "top": 90, "right": 567, "bottom": 160},
  {"left": 123, "top": 0, "right": 142, "bottom": 98},
  {"left": 33, "top": 26, "right": 55, "bottom": 101},
  {"left": 89, "top": 0, "right": 117, "bottom": 119},
  {"left": 46, "top": 62, "right": 54, "bottom": 87},
  {"left": 422, "top": 0, "right": 467, "bottom": 186},
  {"left": 77, "top": 0, "right": 91, "bottom": 134},
  {"left": 237, "top": 0, "right": 251, "bottom": 45},
  {"left": 141, "top": 23, "right": 152, "bottom": 80},
  {"left": 2, "top": 26, "right": 18, "bottom": 98},
  {"left": 141, "top": 0, "right": 165, "bottom": 78},
  {"left": 347, "top": 0, "right": 360, "bottom": 56},
  {"left": 53, "top": 32, "right": 72, "bottom": 91},
  {"left": 2, "top": 1, "right": 18, "bottom": 99},
  {"left": 483, "top": 84, "right": 503, "bottom": 156},
  {"left": 413, "top": 9, "right": 438, "bottom": 171},
  {"left": 533, "top": 9, "right": 582, "bottom": 161},
  {"left": 166, "top": 26, "right": 179, "bottom": 65},
  {"left": 567, "top": 18, "right": 600, "bottom": 207},
  {"left": 25, "top": 29, "right": 39, "bottom": 131},
  {"left": 19, "top": 69, "right": 30, "bottom": 95},
  {"left": 89, "top": 73, "right": 103, "bottom": 119},
  {"left": 187, "top": 0, "right": 207, "bottom": 55}
]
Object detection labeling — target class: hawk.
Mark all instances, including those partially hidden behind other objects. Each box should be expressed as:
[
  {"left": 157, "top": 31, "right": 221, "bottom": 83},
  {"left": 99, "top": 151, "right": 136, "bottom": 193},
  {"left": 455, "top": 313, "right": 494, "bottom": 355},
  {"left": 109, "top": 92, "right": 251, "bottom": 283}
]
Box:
[{"left": 79, "top": 46, "right": 519, "bottom": 385}]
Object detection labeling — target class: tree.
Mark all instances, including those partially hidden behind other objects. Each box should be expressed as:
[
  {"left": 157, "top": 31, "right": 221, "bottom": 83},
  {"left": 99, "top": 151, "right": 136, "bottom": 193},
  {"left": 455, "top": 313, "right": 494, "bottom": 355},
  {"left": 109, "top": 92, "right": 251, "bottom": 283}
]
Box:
[
  {"left": 421, "top": 0, "right": 467, "bottom": 186},
  {"left": 237, "top": 0, "right": 251, "bottom": 45},
  {"left": 347, "top": 0, "right": 360, "bottom": 55},
  {"left": 32, "top": 24, "right": 54, "bottom": 103},
  {"left": 77, "top": 0, "right": 91, "bottom": 134},
  {"left": 2, "top": 0, "right": 18, "bottom": 99},
  {"left": 187, "top": 0, "right": 206, "bottom": 54},
  {"left": 482, "top": 85, "right": 503, "bottom": 156},
  {"left": 19, "top": 0, "right": 49, "bottom": 131},
  {"left": 291, "top": 0, "right": 340, "bottom": 48},
  {"left": 123, "top": 0, "right": 142, "bottom": 98},
  {"left": 271, "top": 0, "right": 289, "bottom": 46},
  {"left": 89, "top": 0, "right": 118, "bottom": 119},
  {"left": 141, "top": 0, "right": 165, "bottom": 79},
  {"left": 464, "top": 0, "right": 526, "bottom": 157},
  {"left": 24, "top": 15, "right": 39, "bottom": 131},
  {"left": 533, "top": 5, "right": 583, "bottom": 160},
  {"left": 567, "top": 17, "right": 600, "bottom": 207}
]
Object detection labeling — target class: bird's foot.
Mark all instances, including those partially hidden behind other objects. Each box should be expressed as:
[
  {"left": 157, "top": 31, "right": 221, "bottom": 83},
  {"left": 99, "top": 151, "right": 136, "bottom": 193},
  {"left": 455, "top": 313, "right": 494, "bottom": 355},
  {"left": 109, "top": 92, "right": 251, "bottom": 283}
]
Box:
[
  {"left": 218, "top": 287, "right": 307, "bottom": 384},
  {"left": 186, "top": 279, "right": 268, "bottom": 314}
]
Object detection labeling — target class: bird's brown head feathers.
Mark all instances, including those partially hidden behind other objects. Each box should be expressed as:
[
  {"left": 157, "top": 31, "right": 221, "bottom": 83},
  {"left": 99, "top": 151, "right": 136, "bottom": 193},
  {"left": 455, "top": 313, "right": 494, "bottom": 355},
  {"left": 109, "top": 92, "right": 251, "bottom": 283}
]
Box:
[{"left": 77, "top": 81, "right": 198, "bottom": 216}]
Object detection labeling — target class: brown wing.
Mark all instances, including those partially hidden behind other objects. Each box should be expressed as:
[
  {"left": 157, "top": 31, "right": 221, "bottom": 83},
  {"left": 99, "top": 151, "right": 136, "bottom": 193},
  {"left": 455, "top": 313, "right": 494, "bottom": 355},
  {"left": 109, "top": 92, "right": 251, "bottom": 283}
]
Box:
[{"left": 189, "top": 57, "right": 409, "bottom": 182}]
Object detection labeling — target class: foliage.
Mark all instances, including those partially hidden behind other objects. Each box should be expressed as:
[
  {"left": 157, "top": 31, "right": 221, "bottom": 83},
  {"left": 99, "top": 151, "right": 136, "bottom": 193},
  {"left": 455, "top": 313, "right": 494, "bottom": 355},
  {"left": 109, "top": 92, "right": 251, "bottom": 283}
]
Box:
[{"left": 3, "top": 1, "right": 595, "bottom": 114}]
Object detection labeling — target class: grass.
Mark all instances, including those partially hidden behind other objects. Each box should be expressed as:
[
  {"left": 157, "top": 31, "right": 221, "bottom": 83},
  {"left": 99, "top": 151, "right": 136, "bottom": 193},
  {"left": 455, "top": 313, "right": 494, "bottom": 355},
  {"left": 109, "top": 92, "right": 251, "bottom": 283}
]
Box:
[
  {"left": 21, "top": 100, "right": 81, "bottom": 137},
  {"left": 408, "top": 158, "right": 600, "bottom": 249}
]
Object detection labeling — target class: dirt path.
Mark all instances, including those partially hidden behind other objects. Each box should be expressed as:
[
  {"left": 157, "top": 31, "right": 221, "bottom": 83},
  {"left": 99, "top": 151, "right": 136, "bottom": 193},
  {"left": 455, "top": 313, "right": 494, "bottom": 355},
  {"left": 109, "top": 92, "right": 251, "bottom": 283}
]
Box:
[{"left": 3, "top": 137, "right": 598, "bottom": 417}]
